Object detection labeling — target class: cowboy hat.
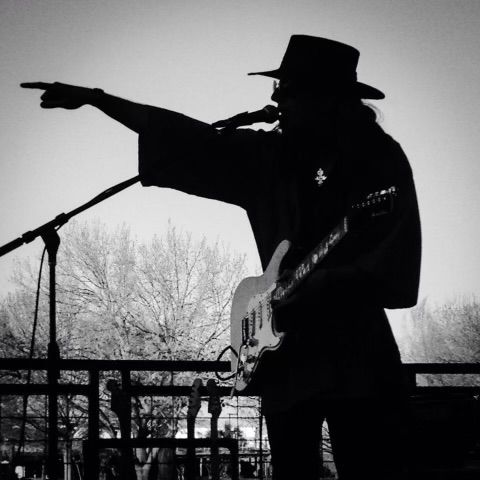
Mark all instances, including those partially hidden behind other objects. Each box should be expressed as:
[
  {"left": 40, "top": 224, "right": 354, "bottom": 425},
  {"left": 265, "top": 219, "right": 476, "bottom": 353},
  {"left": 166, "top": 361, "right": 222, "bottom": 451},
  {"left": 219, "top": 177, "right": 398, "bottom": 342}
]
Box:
[{"left": 249, "top": 35, "right": 385, "bottom": 100}]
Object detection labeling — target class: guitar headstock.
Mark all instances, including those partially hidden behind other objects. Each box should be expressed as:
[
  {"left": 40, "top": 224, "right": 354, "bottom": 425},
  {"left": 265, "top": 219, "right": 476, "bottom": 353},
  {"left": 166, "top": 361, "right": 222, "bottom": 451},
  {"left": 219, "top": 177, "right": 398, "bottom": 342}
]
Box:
[
  {"left": 187, "top": 378, "right": 203, "bottom": 420},
  {"left": 349, "top": 186, "right": 398, "bottom": 228},
  {"left": 206, "top": 378, "right": 222, "bottom": 419}
]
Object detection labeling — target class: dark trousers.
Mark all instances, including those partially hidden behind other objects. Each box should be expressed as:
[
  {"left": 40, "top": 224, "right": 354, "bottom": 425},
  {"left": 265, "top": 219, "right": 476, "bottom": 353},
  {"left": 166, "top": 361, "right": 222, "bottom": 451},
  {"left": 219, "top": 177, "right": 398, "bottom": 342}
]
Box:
[{"left": 264, "top": 395, "right": 409, "bottom": 480}]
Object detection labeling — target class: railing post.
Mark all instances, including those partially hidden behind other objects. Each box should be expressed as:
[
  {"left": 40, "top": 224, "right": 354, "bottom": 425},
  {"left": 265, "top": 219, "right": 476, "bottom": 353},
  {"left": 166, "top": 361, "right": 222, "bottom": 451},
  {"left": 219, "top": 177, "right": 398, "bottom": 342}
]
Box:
[
  {"left": 258, "top": 404, "right": 264, "bottom": 480},
  {"left": 85, "top": 369, "right": 100, "bottom": 479},
  {"left": 120, "top": 369, "right": 136, "bottom": 480},
  {"left": 230, "top": 439, "right": 240, "bottom": 480},
  {"left": 404, "top": 365, "right": 417, "bottom": 392}
]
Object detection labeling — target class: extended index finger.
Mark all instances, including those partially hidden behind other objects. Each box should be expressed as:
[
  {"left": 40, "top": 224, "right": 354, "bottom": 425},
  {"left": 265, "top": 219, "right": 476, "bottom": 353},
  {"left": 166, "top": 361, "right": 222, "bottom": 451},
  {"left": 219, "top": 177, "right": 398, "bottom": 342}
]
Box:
[{"left": 20, "top": 82, "right": 53, "bottom": 90}]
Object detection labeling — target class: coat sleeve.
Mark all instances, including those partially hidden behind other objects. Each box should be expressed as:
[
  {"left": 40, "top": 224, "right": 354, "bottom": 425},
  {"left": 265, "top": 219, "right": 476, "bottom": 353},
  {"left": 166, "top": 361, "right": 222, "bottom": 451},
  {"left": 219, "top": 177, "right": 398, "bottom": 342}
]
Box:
[
  {"left": 138, "top": 106, "right": 277, "bottom": 209},
  {"left": 300, "top": 136, "right": 422, "bottom": 310},
  {"left": 350, "top": 138, "right": 421, "bottom": 308}
]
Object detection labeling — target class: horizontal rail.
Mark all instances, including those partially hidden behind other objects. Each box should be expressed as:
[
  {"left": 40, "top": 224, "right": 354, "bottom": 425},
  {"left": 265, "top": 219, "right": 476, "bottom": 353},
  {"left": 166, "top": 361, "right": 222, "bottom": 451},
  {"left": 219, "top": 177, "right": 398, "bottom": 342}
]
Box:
[
  {"left": 403, "top": 363, "right": 480, "bottom": 374},
  {"left": 2, "top": 360, "right": 480, "bottom": 398},
  {"left": 0, "top": 358, "right": 231, "bottom": 372},
  {"left": 127, "top": 384, "right": 234, "bottom": 397},
  {"left": 91, "top": 437, "right": 238, "bottom": 449},
  {"left": 2, "top": 359, "right": 480, "bottom": 373},
  {"left": 412, "top": 386, "right": 480, "bottom": 395},
  {"left": 0, "top": 384, "right": 89, "bottom": 395}
]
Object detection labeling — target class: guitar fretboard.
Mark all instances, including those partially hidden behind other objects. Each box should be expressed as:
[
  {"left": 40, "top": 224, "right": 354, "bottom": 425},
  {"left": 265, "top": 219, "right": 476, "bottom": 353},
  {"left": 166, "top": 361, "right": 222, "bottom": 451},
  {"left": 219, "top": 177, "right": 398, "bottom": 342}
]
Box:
[{"left": 272, "top": 217, "right": 349, "bottom": 303}]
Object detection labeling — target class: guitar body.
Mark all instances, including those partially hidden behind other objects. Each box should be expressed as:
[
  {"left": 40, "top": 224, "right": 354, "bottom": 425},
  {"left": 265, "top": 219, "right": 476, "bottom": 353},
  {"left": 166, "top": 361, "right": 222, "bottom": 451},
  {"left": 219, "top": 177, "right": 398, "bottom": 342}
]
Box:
[{"left": 230, "top": 239, "right": 291, "bottom": 392}]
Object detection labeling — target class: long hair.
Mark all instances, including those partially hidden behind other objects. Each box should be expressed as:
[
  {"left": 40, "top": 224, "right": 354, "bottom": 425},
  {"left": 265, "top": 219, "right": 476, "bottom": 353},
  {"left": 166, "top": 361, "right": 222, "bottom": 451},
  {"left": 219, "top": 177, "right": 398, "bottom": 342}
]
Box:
[
  {"left": 338, "top": 96, "right": 382, "bottom": 125},
  {"left": 334, "top": 96, "right": 384, "bottom": 151},
  {"left": 359, "top": 99, "right": 383, "bottom": 124}
]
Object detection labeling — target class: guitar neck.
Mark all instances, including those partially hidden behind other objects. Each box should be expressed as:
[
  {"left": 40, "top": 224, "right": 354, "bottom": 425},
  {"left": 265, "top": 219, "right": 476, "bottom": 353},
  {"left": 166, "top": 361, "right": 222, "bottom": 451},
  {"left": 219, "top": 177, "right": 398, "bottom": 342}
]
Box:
[{"left": 272, "top": 216, "right": 349, "bottom": 303}]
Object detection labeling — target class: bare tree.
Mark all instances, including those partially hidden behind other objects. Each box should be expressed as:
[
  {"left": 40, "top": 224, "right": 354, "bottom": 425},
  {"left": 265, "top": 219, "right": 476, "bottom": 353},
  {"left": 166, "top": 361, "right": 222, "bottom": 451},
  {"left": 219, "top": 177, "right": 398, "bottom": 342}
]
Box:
[
  {"left": 402, "top": 296, "right": 480, "bottom": 386},
  {"left": 1, "top": 220, "right": 247, "bottom": 479}
]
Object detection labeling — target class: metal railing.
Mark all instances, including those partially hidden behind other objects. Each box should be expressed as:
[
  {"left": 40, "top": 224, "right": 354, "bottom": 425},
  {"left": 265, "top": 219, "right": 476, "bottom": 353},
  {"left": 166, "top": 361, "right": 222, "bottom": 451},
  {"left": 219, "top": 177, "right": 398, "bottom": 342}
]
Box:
[{"left": 1, "top": 359, "right": 480, "bottom": 479}]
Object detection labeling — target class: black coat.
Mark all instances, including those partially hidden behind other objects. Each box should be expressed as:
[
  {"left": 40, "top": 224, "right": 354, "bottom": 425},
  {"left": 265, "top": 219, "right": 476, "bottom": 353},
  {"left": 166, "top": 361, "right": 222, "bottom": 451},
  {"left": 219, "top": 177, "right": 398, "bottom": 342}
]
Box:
[{"left": 138, "top": 106, "right": 422, "bottom": 413}]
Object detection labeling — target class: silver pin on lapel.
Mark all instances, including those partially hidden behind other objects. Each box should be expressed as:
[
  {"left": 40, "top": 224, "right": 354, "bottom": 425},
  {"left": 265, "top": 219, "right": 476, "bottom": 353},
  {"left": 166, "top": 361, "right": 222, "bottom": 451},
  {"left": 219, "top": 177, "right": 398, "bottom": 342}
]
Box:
[{"left": 315, "top": 167, "right": 327, "bottom": 186}]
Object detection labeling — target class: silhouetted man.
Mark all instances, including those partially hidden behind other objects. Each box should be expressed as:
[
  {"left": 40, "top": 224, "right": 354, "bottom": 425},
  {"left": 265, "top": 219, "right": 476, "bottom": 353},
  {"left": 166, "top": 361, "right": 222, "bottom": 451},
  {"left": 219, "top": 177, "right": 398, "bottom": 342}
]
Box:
[{"left": 22, "top": 35, "right": 421, "bottom": 479}]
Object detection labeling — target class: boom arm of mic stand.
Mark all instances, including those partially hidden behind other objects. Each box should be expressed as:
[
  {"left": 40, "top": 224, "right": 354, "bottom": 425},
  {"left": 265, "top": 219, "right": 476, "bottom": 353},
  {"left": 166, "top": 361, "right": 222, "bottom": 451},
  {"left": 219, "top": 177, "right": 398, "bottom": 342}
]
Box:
[{"left": 0, "top": 175, "right": 140, "bottom": 258}]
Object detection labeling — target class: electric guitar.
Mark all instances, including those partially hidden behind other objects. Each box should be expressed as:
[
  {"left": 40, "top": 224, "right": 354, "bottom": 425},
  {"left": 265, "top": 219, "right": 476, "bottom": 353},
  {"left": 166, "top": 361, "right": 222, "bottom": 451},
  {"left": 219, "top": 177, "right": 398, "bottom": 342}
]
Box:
[{"left": 230, "top": 186, "right": 398, "bottom": 393}]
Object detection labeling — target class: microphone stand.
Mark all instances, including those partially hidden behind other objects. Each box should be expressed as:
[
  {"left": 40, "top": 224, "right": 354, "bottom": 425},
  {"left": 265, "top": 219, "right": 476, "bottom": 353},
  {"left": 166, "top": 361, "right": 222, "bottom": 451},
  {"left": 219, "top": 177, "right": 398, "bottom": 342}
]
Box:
[{"left": 0, "top": 174, "right": 140, "bottom": 480}]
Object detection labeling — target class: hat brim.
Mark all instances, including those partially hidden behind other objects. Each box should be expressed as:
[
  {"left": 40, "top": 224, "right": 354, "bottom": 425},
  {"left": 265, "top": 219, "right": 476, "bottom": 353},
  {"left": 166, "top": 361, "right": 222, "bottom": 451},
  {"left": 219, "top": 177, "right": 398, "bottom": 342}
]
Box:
[{"left": 248, "top": 69, "right": 385, "bottom": 100}]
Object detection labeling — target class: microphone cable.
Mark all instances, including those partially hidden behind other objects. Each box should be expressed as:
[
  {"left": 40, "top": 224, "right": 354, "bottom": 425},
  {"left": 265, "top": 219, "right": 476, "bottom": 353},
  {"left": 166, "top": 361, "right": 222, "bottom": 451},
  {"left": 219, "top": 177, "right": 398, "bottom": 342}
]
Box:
[{"left": 215, "top": 345, "right": 238, "bottom": 381}]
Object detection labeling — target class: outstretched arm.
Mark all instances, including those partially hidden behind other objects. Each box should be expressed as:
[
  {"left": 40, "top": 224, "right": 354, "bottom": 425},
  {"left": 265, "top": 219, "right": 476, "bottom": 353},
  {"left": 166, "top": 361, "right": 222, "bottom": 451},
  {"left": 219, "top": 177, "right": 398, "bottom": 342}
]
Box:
[{"left": 20, "top": 82, "right": 148, "bottom": 133}]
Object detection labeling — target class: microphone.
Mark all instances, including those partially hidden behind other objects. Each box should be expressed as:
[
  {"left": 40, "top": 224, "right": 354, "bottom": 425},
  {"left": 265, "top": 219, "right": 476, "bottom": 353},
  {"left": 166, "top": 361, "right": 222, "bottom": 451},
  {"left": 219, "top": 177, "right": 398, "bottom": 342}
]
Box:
[{"left": 212, "top": 105, "right": 279, "bottom": 129}]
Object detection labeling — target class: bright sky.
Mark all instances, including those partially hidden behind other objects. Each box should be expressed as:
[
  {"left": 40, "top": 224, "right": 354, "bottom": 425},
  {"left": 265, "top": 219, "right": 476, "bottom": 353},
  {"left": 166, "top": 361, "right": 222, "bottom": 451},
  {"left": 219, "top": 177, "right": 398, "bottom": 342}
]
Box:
[{"left": 1, "top": 1, "right": 480, "bottom": 334}]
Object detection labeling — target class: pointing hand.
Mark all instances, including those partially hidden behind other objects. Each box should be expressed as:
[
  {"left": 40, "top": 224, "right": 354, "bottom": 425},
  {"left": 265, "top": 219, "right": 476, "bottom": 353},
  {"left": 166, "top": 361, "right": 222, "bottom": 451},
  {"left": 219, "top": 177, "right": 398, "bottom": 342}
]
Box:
[{"left": 20, "top": 82, "right": 99, "bottom": 109}]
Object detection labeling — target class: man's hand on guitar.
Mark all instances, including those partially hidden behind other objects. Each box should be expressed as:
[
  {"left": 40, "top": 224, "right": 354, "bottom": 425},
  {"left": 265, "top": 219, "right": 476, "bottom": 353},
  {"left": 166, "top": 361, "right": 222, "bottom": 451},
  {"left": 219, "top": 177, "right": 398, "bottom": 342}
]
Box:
[
  {"left": 272, "top": 291, "right": 301, "bottom": 329},
  {"left": 20, "top": 82, "right": 99, "bottom": 110},
  {"left": 273, "top": 268, "right": 329, "bottom": 328}
]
